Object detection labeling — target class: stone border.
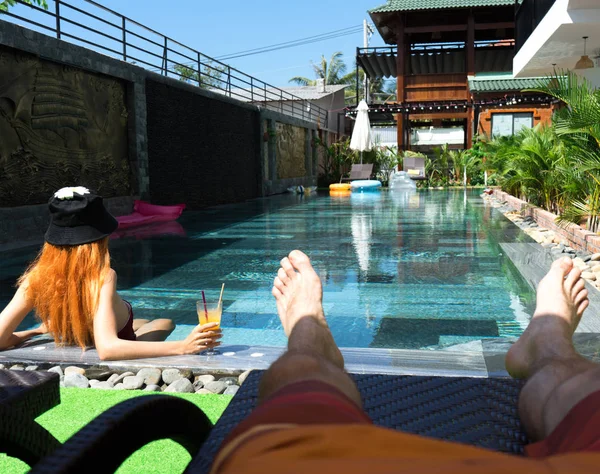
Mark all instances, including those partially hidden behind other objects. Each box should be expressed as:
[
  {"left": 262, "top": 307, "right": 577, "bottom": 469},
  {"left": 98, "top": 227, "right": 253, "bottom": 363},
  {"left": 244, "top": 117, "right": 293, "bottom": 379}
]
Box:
[
  {"left": 484, "top": 191, "right": 600, "bottom": 291},
  {"left": 492, "top": 189, "right": 600, "bottom": 254},
  {"left": 0, "top": 363, "right": 250, "bottom": 395}
]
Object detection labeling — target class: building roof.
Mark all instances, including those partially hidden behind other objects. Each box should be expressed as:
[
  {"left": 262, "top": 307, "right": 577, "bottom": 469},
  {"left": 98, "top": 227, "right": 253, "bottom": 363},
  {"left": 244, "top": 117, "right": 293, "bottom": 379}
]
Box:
[
  {"left": 468, "top": 75, "right": 549, "bottom": 92},
  {"left": 369, "top": 0, "right": 517, "bottom": 14}
]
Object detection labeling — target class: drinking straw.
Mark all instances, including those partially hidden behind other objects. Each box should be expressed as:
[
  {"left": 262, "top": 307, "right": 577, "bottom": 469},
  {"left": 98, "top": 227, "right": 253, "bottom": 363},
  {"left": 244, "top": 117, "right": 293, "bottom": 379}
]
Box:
[
  {"left": 218, "top": 283, "right": 225, "bottom": 307},
  {"left": 201, "top": 290, "right": 208, "bottom": 323}
]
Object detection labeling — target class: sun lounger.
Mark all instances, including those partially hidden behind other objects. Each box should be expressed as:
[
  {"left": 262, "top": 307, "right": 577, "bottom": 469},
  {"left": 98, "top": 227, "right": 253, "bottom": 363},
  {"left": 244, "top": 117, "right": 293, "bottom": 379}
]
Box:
[
  {"left": 187, "top": 371, "right": 528, "bottom": 473},
  {"left": 341, "top": 164, "right": 374, "bottom": 182},
  {"left": 403, "top": 157, "right": 427, "bottom": 180},
  {"left": 29, "top": 371, "right": 528, "bottom": 473}
]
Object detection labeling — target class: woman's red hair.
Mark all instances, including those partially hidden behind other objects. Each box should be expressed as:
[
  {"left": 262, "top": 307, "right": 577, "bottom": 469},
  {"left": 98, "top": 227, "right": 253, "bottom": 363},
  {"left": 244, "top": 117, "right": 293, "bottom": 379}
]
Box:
[{"left": 19, "top": 238, "right": 111, "bottom": 349}]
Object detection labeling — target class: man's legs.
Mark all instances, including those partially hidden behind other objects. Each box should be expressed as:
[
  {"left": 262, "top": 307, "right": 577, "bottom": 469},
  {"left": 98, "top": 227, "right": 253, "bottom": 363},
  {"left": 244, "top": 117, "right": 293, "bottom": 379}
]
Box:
[
  {"left": 506, "top": 257, "right": 597, "bottom": 442},
  {"left": 263, "top": 250, "right": 361, "bottom": 406}
]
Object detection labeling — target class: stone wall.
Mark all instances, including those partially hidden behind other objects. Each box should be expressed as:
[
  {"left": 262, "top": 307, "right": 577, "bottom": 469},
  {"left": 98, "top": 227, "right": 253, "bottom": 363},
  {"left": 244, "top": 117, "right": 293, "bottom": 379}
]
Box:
[
  {"left": 0, "top": 20, "right": 320, "bottom": 242},
  {"left": 0, "top": 45, "right": 131, "bottom": 207},
  {"left": 493, "top": 189, "right": 600, "bottom": 254}
]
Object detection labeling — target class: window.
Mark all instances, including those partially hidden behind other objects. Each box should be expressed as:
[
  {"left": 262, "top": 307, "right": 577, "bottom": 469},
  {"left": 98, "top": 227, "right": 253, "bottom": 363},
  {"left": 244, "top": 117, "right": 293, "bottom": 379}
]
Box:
[{"left": 491, "top": 113, "right": 534, "bottom": 137}]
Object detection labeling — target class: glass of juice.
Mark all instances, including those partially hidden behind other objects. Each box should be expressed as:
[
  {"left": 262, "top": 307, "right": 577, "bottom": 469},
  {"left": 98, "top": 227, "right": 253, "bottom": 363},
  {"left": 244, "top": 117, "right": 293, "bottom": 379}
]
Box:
[{"left": 196, "top": 299, "right": 222, "bottom": 355}]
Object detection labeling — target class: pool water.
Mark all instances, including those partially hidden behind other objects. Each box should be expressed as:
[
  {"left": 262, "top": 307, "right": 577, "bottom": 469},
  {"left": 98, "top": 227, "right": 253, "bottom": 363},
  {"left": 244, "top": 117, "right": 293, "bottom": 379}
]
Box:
[{"left": 1, "top": 189, "right": 536, "bottom": 351}]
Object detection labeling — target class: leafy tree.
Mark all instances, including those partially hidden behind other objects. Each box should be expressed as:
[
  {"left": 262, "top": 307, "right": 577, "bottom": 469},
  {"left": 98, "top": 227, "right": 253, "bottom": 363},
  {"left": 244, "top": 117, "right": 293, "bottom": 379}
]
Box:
[
  {"left": 173, "top": 61, "right": 227, "bottom": 90},
  {"left": 0, "top": 0, "right": 47, "bottom": 11}
]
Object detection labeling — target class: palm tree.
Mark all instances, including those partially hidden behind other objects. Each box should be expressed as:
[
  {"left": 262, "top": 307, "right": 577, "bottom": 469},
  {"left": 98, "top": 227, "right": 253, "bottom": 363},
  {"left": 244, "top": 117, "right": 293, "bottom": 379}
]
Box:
[{"left": 290, "top": 52, "right": 348, "bottom": 86}]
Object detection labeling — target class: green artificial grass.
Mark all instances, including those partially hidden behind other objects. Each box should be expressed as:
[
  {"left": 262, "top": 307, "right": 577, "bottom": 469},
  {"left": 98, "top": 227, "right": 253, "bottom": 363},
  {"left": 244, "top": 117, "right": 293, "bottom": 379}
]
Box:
[{"left": 0, "top": 387, "right": 232, "bottom": 474}]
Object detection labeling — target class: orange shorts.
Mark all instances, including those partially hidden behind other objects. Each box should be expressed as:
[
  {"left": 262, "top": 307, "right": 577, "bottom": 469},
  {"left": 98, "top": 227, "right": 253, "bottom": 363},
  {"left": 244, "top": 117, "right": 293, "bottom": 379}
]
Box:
[{"left": 210, "top": 381, "right": 600, "bottom": 474}]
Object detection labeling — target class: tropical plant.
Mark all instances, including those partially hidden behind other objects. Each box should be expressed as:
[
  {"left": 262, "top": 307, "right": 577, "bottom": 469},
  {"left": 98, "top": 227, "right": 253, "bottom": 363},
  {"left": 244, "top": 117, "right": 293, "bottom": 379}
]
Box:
[
  {"left": 428, "top": 145, "right": 451, "bottom": 186},
  {"left": 449, "top": 149, "right": 482, "bottom": 186},
  {"left": 526, "top": 71, "right": 600, "bottom": 230},
  {"left": 315, "top": 136, "right": 354, "bottom": 185},
  {"left": 0, "top": 0, "right": 46, "bottom": 11}
]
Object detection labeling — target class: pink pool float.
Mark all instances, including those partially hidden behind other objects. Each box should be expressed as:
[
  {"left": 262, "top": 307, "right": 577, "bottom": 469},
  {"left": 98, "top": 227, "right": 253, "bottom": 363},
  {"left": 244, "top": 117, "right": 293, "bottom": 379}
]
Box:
[{"left": 115, "top": 200, "right": 186, "bottom": 229}]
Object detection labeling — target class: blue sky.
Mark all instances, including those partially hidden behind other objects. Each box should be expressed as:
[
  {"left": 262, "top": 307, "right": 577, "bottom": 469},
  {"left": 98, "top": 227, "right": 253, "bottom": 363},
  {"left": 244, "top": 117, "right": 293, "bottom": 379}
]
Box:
[{"left": 11, "top": 0, "right": 389, "bottom": 88}]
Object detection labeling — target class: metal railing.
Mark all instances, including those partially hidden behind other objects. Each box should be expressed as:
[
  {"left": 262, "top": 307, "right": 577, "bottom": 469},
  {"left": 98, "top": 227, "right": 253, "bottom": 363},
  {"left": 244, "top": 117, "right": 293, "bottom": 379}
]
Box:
[
  {"left": 515, "top": 0, "right": 556, "bottom": 53},
  {"left": 358, "top": 39, "right": 515, "bottom": 56},
  {"left": 0, "top": 0, "right": 328, "bottom": 127}
]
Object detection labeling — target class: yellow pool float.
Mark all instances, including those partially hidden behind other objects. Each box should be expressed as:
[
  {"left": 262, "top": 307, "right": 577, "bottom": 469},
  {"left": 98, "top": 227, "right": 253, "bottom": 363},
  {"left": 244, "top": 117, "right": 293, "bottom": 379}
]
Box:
[{"left": 329, "top": 183, "right": 351, "bottom": 191}]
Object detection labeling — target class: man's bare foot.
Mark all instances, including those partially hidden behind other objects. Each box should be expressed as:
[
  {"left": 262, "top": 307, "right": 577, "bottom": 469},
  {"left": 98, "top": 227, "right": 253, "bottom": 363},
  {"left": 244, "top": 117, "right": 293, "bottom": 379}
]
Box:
[
  {"left": 272, "top": 250, "right": 327, "bottom": 337},
  {"left": 505, "top": 257, "right": 589, "bottom": 379}
]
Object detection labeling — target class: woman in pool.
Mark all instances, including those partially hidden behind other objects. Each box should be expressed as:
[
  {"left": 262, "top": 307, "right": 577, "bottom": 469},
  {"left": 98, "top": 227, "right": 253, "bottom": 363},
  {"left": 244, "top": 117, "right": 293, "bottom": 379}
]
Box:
[{"left": 0, "top": 187, "right": 221, "bottom": 360}]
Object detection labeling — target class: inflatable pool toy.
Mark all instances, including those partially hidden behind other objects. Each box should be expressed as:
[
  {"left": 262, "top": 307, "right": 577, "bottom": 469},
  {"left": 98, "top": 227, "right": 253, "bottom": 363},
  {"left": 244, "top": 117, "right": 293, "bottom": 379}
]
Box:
[
  {"left": 389, "top": 171, "right": 417, "bottom": 191},
  {"left": 287, "top": 185, "right": 317, "bottom": 195},
  {"left": 116, "top": 200, "right": 186, "bottom": 229},
  {"left": 329, "top": 190, "right": 351, "bottom": 198},
  {"left": 350, "top": 180, "right": 382, "bottom": 191},
  {"left": 111, "top": 220, "right": 186, "bottom": 240},
  {"left": 329, "top": 183, "right": 351, "bottom": 191}
]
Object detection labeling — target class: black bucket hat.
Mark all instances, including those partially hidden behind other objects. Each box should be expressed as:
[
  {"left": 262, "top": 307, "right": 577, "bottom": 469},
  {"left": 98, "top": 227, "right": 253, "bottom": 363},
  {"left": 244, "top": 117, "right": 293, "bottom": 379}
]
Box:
[{"left": 44, "top": 187, "right": 118, "bottom": 246}]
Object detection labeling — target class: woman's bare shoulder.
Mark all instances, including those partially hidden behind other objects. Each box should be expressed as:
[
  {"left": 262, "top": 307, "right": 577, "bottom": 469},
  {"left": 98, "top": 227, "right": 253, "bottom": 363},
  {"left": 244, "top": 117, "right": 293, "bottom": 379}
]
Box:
[{"left": 102, "top": 268, "right": 118, "bottom": 288}]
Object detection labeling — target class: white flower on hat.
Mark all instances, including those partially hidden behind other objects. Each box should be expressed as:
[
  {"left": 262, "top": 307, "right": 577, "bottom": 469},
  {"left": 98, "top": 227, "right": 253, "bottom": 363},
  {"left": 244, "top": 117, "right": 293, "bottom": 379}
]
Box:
[{"left": 54, "top": 186, "right": 91, "bottom": 200}]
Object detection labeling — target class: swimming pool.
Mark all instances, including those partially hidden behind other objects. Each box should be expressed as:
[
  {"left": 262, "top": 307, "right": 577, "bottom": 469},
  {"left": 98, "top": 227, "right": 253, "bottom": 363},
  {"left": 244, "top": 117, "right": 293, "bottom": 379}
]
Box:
[{"left": 1, "top": 189, "right": 536, "bottom": 351}]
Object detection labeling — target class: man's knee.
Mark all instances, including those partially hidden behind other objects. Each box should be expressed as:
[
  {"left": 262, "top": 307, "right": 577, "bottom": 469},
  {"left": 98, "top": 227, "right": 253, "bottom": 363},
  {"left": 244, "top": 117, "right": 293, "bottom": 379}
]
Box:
[{"left": 259, "top": 352, "right": 361, "bottom": 406}]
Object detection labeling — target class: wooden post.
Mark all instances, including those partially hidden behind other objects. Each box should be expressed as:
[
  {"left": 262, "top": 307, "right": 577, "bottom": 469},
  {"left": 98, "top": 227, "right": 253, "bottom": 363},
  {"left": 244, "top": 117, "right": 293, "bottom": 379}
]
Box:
[
  {"left": 396, "top": 16, "right": 405, "bottom": 150},
  {"left": 467, "top": 9, "right": 475, "bottom": 76},
  {"left": 466, "top": 112, "right": 473, "bottom": 149}
]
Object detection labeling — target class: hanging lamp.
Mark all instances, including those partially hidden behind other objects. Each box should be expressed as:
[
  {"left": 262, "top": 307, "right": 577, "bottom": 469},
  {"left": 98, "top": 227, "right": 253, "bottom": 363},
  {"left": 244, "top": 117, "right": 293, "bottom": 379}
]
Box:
[{"left": 575, "top": 36, "right": 594, "bottom": 70}]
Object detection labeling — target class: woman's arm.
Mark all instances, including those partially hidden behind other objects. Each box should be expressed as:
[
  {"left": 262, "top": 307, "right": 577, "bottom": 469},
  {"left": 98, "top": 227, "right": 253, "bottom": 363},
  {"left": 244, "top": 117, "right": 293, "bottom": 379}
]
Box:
[
  {"left": 93, "top": 270, "right": 221, "bottom": 361},
  {"left": 0, "top": 282, "right": 45, "bottom": 350}
]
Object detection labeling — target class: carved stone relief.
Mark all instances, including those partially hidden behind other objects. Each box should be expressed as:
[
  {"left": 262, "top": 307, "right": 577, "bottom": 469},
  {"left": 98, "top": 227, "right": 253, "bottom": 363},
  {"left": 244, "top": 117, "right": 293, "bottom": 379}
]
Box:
[
  {"left": 275, "top": 122, "right": 306, "bottom": 180},
  {"left": 0, "top": 46, "right": 130, "bottom": 206}
]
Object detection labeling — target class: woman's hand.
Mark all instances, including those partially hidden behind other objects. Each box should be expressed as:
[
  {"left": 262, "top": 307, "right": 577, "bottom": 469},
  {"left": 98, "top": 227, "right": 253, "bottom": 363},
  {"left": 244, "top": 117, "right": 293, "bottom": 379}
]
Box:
[{"left": 179, "top": 323, "right": 222, "bottom": 355}]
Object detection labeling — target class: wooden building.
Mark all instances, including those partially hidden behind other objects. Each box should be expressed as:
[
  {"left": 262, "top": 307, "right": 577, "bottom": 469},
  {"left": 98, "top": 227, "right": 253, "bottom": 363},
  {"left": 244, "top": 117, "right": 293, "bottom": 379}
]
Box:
[{"left": 353, "top": 0, "right": 555, "bottom": 150}]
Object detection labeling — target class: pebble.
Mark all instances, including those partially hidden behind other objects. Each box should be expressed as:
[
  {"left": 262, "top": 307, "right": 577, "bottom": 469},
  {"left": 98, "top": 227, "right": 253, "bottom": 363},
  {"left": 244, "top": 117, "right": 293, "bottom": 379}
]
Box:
[
  {"left": 591, "top": 253, "right": 600, "bottom": 261},
  {"left": 64, "top": 373, "right": 89, "bottom": 388},
  {"left": 195, "top": 374, "right": 215, "bottom": 385},
  {"left": 583, "top": 255, "right": 593, "bottom": 263},
  {"left": 0, "top": 364, "right": 4, "bottom": 370},
  {"left": 89, "top": 379, "right": 100, "bottom": 387},
  {"left": 85, "top": 369, "right": 113, "bottom": 381},
  {"left": 114, "top": 383, "right": 125, "bottom": 390},
  {"left": 64, "top": 366, "right": 85, "bottom": 377},
  {"left": 107, "top": 373, "right": 120, "bottom": 385},
  {"left": 10, "top": 365, "right": 25, "bottom": 370},
  {"left": 162, "top": 368, "right": 191, "bottom": 385},
  {"left": 123, "top": 375, "right": 145, "bottom": 390},
  {"left": 196, "top": 389, "right": 213, "bottom": 394},
  {"left": 582, "top": 272, "right": 597, "bottom": 281},
  {"left": 112, "top": 372, "right": 134, "bottom": 385},
  {"left": 164, "top": 378, "right": 194, "bottom": 393},
  {"left": 93, "top": 381, "right": 114, "bottom": 390},
  {"left": 238, "top": 370, "right": 252, "bottom": 385},
  {"left": 137, "top": 368, "right": 162, "bottom": 386},
  {"left": 205, "top": 381, "right": 227, "bottom": 394},
  {"left": 193, "top": 380, "right": 204, "bottom": 391},
  {"left": 25, "top": 365, "right": 39, "bottom": 371},
  {"left": 48, "top": 366, "right": 63, "bottom": 379},
  {"left": 144, "top": 384, "right": 162, "bottom": 392},
  {"left": 592, "top": 265, "right": 600, "bottom": 273},
  {"left": 219, "top": 377, "right": 238, "bottom": 386},
  {"left": 224, "top": 385, "right": 239, "bottom": 396}
]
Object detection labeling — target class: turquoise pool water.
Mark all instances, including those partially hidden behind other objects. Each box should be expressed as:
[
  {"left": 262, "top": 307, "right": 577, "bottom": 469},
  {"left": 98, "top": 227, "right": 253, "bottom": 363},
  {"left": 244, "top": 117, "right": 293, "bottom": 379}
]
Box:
[{"left": 1, "top": 189, "right": 536, "bottom": 350}]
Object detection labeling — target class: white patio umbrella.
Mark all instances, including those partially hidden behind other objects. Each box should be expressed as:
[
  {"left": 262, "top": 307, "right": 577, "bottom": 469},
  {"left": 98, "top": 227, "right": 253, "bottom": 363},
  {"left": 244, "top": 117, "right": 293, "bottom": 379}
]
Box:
[{"left": 350, "top": 100, "right": 372, "bottom": 164}]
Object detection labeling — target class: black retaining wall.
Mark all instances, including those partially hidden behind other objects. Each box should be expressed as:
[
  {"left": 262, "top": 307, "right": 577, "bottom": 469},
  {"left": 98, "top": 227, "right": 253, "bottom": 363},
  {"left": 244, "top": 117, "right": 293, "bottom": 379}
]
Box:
[{"left": 145, "top": 79, "right": 261, "bottom": 209}]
